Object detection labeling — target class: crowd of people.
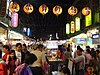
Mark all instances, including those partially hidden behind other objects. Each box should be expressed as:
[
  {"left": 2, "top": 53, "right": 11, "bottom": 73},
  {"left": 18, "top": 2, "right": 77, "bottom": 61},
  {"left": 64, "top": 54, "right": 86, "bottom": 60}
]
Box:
[
  {"left": 0, "top": 43, "right": 47, "bottom": 75},
  {"left": 0, "top": 42, "right": 100, "bottom": 75}
]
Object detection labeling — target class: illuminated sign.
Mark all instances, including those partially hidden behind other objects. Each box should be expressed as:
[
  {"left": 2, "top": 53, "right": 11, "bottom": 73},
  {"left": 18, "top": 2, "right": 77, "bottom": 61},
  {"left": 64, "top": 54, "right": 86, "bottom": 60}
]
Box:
[
  {"left": 27, "top": 28, "right": 30, "bottom": 36},
  {"left": 71, "top": 21, "right": 75, "bottom": 33},
  {"left": 66, "top": 23, "right": 70, "bottom": 34},
  {"left": 12, "top": 13, "right": 18, "bottom": 27},
  {"left": 92, "top": 34, "right": 100, "bottom": 39},
  {"left": 75, "top": 17, "right": 80, "bottom": 31},
  {"left": 46, "top": 40, "right": 58, "bottom": 49},
  {"left": 85, "top": 12, "right": 92, "bottom": 27}
]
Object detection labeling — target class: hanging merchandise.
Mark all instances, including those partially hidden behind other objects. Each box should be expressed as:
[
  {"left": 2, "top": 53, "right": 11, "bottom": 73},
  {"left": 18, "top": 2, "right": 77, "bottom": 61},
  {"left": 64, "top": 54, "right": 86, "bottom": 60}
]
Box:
[{"left": 53, "top": 5, "right": 62, "bottom": 16}]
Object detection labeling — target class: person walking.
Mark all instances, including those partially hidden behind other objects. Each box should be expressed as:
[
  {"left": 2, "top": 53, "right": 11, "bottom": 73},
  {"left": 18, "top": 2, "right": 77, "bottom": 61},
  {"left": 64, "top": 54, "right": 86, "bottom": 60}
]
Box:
[
  {"left": 30, "top": 44, "right": 46, "bottom": 75},
  {"left": 70, "top": 48, "right": 85, "bottom": 75}
]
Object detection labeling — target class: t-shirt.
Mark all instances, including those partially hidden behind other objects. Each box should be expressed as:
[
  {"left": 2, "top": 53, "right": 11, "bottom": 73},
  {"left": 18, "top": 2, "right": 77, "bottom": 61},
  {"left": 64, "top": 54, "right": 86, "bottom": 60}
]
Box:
[
  {"left": 15, "top": 64, "right": 33, "bottom": 75},
  {"left": 15, "top": 51, "right": 21, "bottom": 63},
  {"left": 74, "top": 55, "right": 85, "bottom": 70},
  {"left": 31, "top": 50, "right": 46, "bottom": 67},
  {"left": 85, "top": 53, "right": 92, "bottom": 64}
]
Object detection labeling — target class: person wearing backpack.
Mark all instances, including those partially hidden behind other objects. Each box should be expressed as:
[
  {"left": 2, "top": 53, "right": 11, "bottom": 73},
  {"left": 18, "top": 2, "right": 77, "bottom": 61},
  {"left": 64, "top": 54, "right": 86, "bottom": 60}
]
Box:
[{"left": 14, "top": 53, "right": 37, "bottom": 75}]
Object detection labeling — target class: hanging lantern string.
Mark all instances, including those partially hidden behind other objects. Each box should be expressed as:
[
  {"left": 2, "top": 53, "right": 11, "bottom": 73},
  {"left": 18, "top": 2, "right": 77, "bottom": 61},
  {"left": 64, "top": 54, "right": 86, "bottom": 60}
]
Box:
[{"left": 26, "top": 3, "right": 32, "bottom": 10}]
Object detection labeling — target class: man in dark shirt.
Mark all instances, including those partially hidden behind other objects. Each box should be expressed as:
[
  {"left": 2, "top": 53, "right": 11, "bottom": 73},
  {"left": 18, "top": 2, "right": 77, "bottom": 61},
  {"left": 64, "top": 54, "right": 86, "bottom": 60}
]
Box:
[{"left": 22, "top": 44, "right": 30, "bottom": 62}]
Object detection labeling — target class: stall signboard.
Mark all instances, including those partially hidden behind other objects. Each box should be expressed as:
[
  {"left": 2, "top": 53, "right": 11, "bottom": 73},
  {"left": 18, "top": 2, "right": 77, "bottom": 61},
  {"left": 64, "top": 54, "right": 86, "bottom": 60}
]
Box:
[
  {"left": 66, "top": 23, "right": 70, "bottom": 34},
  {"left": 75, "top": 17, "right": 80, "bottom": 31},
  {"left": 76, "top": 38, "right": 87, "bottom": 45},
  {"left": 27, "top": 28, "right": 30, "bottom": 36},
  {"left": 92, "top": 34, "right": 100, "bottom": 44},
  {"left": 92, "top": 38, "right": 100, "bottom": 44},
  {"left": 46, "top": 40, "right": 58, "bottom": 49},
  {"left": 12, "top": 12, "right": 18, "bottom": 27},
  {"left": 92, "top": 34, "right": 100, "bottom": 39},
  {"left": 71, "top": 21, "right": 75, "bottom": 33},
  {"left": 85, "top": 12, "right": 92, "bottom": 27},
  {"left": 8, "top": 30, "right": 23, "bottom": 39}
]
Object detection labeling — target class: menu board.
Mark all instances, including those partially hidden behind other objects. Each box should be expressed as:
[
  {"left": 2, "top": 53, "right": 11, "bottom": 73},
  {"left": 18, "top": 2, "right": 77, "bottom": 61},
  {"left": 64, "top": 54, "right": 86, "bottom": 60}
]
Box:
[{"left": 46, "top": 40, "right": 58, "bottom": 49}]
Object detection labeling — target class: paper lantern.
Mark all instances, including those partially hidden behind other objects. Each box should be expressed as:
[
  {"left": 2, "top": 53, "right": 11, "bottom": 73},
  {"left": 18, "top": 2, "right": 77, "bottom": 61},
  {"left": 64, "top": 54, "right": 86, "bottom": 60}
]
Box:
[
  {"left": 39, "top": 4, "right": 49, "bottom": 15},
  {"left": 9, "top": 2, "right": 20, "bottom": 13},
  {"left": 53, "top": 5, "right": 62, "bottom": 16},
  {"left": 82, "top": 7, "right": 91, "bottom": 16},
  {"left": 23, "top": 3, "right": 34, "bottom": 14},
  {"left": 12, "top": 13, "right": 18, "bottom": 27},
  {"left": 68, "top": 6, "right": 78, "bottom": 16}
]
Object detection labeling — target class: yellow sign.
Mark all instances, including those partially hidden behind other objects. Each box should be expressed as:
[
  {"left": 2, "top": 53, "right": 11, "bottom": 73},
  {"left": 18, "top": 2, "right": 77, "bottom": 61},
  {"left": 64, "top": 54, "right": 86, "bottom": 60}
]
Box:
[
  {"left": 66, "top": 23, "right": 70, "bottom": 34},
  {"left": 75, "top": 17, "right": 80, "bottom": 31},
  {"left": 85, "top": 12, "right": 92, "bottom": 27},
  {"left": 71, "top": 21, "right": 75, "bottom": 33}
]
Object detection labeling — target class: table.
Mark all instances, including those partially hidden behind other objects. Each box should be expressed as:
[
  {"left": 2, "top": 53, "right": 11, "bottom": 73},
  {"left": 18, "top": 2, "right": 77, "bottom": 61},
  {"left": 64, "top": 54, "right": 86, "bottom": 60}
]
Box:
[{"left": 48, "top": 58, "right": 64, "bottom": 75}]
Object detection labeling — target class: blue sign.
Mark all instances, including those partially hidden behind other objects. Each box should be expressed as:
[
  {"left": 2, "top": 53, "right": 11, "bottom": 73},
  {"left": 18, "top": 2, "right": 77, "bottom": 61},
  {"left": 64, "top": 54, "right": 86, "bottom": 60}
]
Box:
[{"left": 27, "top": 28, "right": 30, "bottom": 36}]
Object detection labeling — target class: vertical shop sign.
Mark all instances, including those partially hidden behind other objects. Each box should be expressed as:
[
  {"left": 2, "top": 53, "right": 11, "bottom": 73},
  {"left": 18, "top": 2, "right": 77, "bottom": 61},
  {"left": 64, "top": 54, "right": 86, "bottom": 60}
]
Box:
[
  {"left": 27, "top": 28, "right": 30, "bottom": 36},
  {"left": 85, "top": 12, "right": 92, "bottom": 27},
  {"left": 66, "top": 23, "right": 70, "bottom": 34},
  {"left": 75, "top": 17, "right": 80, "bottom": 31},
  {"left": 12, "top": 12, "right": 18, "bottom": 27},
  {"left": 71, "top": 21, "right": 75, "bottom": 33}
]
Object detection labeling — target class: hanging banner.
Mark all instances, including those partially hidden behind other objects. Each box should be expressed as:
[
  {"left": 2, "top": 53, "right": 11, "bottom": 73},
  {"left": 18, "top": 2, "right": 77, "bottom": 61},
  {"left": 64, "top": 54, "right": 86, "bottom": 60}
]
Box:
[
  {"left": 66, "top": 23, "right": 70, "bottom": 34},
  {"left": 12, "top": 12, "right": 18, "bottom": 27},
  {"left": 71, "top": 21, "right": 75, "bottom": 33},
  {"left": 85, "top": 12, "right": 92, "bottom": 27},
  {"left": 75, "top": 17, "right": 80, "bottom": 31}
]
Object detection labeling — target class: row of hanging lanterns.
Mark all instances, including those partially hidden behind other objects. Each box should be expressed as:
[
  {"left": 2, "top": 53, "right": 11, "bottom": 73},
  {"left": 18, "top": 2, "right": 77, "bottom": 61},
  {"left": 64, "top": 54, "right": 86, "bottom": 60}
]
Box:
[{"left": 9, "top": 2, "right": 91, "bottom": 16}]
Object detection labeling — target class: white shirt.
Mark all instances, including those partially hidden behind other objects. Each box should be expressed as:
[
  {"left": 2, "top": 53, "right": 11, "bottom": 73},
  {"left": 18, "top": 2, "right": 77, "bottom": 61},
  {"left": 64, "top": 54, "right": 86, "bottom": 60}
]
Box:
[
  {"left": 31, "top": 50, "right": 46, "bottom": 67},
  {"left": 15, "top": 51, "right": 21, "bottom": 63},
  {"left": 74, "top": 55, "right": 85, "bottom": 70}
]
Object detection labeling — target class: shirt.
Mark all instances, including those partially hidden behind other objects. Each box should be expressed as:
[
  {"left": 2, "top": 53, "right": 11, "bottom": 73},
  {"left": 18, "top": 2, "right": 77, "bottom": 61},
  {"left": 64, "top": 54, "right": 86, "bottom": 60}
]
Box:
[
  {"left": 31, "top": 50, "right": 46, "bottom": 67},
  {"left": 15, "top": 51, "right": 21, "bottom": 63},
  {"left": 15, "top": 64, "right": 33, "bottom": 75},
  {"left": 74, "top": 55, "right": 85, "bottom": 70}
]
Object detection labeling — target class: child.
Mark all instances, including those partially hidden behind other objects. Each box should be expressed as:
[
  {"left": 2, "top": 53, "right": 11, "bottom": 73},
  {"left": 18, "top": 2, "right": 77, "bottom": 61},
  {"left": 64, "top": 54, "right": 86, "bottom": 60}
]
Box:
[
  {"left": 84, "top": 65, "right": 96, "bottom": 75},
  {"left": 6, "top": 50, "right": 20, "bottom": 75}
]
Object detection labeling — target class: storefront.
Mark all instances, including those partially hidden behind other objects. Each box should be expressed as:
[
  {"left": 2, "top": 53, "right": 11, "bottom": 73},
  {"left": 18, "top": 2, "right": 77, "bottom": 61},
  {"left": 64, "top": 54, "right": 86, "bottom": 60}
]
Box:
[
  {"left": 8, "top": 30, "right": 24, "bottom": 45},
  {"left": 0, "top": 27, "right": 7, "bottom": 44}
]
